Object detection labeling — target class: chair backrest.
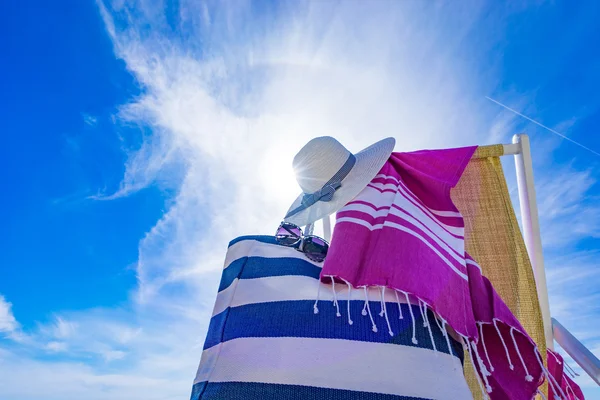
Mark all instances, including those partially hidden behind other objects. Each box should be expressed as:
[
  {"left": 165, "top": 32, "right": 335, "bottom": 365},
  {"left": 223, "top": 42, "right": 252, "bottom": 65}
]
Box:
[{"left": 452, "top": 144, "right": 547, "bottom": 398}]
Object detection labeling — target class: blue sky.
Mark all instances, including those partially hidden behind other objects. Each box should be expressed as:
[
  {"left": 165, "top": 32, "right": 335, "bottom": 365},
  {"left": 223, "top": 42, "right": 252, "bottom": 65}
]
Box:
[{"left": 0, "top": 1, "right": 599, "bottom": 399}]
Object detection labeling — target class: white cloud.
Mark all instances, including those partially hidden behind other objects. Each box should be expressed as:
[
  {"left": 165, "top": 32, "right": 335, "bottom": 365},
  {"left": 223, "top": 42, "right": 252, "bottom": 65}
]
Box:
[
  {"left": 82, "top": 113, "right": 99, "bottom": 126},
  {"left": 2, "top": 1, "right": 599, "bottom": 399},
  {"left": 546, "top": 249, "right": 600, "bottom": 383},
  {"left": 51, "top": 317, "right": 78, "bottom": 339},
  {"left": 46, "top": 341, "right": 68, "bottom": 352},
  {"left": 101, "top": 349, "right": 127, "bottom": 362},
  {"left": 536, "top": 166, "right": 600, "bottom": 247},
  {"left": 0, "top": 295, "right": 19, "bottom": 335},
  {"left": 0, "top": 346, "right": 189, "bottom": 400}
]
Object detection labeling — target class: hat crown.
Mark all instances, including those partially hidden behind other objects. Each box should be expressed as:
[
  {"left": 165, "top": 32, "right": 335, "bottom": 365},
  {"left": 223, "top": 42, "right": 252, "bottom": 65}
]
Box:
[{"left": 292, "top": 136, "right": 352, "bottom": 193}]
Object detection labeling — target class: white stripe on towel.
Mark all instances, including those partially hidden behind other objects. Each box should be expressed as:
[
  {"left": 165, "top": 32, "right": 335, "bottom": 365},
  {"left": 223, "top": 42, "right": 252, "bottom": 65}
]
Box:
[
  {"left": 225, "top": 239, "right": 321, "bottom": 270},
  {"left": 351, "top": 185, "right": 465, "bottom": 237},
  {"left": 373, "top": 174, "right": 463, "bottom": 218},
  {"left": 341, "top": 202, "right": 465, "bottom": 259},
  {"left": 194, "top": 336, "right": 470, "bottom": 400},
  {"left": 335, "top": 217, "right": 468, "bottom": 280}
]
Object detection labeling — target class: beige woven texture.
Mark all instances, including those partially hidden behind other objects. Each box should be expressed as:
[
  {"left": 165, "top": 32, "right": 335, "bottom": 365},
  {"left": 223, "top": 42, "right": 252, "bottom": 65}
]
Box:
[{"left": 452, "top": 145, "right": 547, "bottom": 398}]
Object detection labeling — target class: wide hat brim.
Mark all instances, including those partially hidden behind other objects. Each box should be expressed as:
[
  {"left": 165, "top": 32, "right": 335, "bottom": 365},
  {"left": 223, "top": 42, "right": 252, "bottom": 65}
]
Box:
[{"left": 284, "top": 137, "right": 395, "bottom": 227}]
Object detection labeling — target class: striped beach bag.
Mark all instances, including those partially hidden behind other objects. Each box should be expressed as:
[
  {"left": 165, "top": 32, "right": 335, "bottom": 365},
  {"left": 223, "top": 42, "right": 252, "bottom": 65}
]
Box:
[{"left": 190, "top": 236, "right": 472, "bottom": 400}]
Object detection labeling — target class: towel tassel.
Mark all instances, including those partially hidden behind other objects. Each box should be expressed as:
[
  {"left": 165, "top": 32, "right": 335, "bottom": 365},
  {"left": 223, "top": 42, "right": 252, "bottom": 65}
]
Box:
[
  {"left": 379, "top": 287, "right": 385, "bottom": 317},
  {"left": 422, "top": 302, "right": 437, "bottom": 353},
  {"left": 362, "top": 286, "right": 378, "bottom": 333},
  {"left": 330, "top": 276, "right": 341, "bottom": 317},
  {"left": 534, "top": 347, "right": 566, "bottom": 400},
  {"left": 418, "top": 299, "right": 428, "bottom": 328},
  {"left": 404, "top": 291, "right": 418, "bottom": 344},
  {"left": 381, "top": 286, "right": 394, "bottom": 336},
  {"left": 547, "top": 367, "right": 567, "bottom": 400},
  {"left": 380, "top": 287, "right": 394, "bottom": 336},
  {"left": 509, "top": 327, "right": 533, "bottom": 381},
  {"left": 564, "top": 378, "right": 579, "bottom": 400},
  {"left": 394, "top": 290, "right": 404, "bottom": 319},
  {"left": 345, "top": 281, "right": 353, "bottom": 325},
  {"left": 478, "top": 322, "right": 495, "bottom": 373},
  {"left": 564, "top": 360, "right": 580, "bottom": 377},
  {"left": 441, "top": 319, "right": 454, "bottom": 357},
  {"left": 493, "top": 318, "right": 514, "bottom": 370},
  {"left": 465, "top": 338, "right": 489, "bottom": 399},
  {"left": 471, "top": 340, "right": 493, "bottom": 393},
  {"left": 548, "top": 350, "right": 562, "bottom": 365},
  {"left": 433, "top": 314, "right": 444, "bottom": 332},
  {"left": 313, "top": 279, "right": 321, "bottom": 314}
]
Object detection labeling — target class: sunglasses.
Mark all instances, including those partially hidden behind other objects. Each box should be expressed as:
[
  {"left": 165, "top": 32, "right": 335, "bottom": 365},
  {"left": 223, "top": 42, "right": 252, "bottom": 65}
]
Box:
[{"left": 275, "top": 222, "right": 329, "bottom": 263}]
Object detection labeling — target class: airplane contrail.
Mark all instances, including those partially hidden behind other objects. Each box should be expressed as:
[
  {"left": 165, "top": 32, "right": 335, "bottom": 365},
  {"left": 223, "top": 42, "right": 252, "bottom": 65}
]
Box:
[{"left": 485, "top": 96, "right": 600, "bottom": 157}]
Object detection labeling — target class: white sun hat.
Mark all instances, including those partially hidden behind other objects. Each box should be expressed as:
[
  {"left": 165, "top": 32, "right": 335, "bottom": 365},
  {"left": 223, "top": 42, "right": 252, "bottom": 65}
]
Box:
[{"left": 284, "top": 136, "right": 396, "bottom": 227}]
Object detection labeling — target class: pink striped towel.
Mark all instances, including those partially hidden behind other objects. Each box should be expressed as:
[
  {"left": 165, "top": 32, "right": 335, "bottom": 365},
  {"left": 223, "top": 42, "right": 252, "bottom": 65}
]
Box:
[{"left": 321, "top": 147, "right": 554, "bottom": 399}]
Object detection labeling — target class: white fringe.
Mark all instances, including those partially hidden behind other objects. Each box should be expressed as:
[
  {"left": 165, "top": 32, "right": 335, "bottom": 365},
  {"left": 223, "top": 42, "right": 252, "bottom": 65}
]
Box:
[
  {"left": 509, "top": 327, "right": 533, "bottom": 381},
  {"left": 362, "top": 286, "right": 378, "bottom": 333},
  {"left": 433, "top": 314, "right": 444, "bottom": 332},
  {"left": 403, "top": 291, "right": 418, "bottom": 344},
  {"left": 422, "top": 302, "right": 437, "bottom": 353},
  {"left": 345, "top": 281, "right": 353, "bottom": 325},
  {"left": 547, "top": 368, "right": 568, "bottom": 400},
  {"left": 442, "top": 320, "right": 454, "bottom": 357},
  {"left": 313, "top": 280, "right": 321, "bottom": 314},
  {"left": 564, "top": 360, "right": 580, "bottom": 377},
  {"left": 379, "top": 286, "right": 386, "bottom": 317},
  {"left": 394, "top": 290, "right": 404, "bottom": 319},
  {"left": 471, "top": 340, "right": 493, "bottom": 393},
  {"left": 564, "top": 377, "right": 579, "bottom": 400},
  {"left": 564, "top": 366, "right": 576, "bottom": 379},
  {"left": 380, "top": 287, "right": 394, "bottom": 336},
  {"left": 330, "top": 276, "right": 341, "bottom": 317},
  {"left": 478, "top": 322, "right": 495, "bottom": 373},
  {"left": 548, "top": 350, "right": 562, "bottom": 365},
  {"left": 419, "top": 299, "right": 428, "bottom": 328},
  {"left": 472, "top": 338, "right": 492, "bottom": 376},
  {"left": 465, "top": 339, "right": 488, "bottom": 399},
  {"left": 493, "top": 318, "right": 515, "bottom": 370},
  {"left": 534, "top": 347, "right": 566, "bottom": 400}
]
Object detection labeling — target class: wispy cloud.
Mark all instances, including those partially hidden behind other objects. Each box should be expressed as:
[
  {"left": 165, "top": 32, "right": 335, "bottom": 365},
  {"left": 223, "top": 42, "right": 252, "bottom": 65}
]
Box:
[
  {"left": 50, "top": 317, "right": 78, "bottom": 339},
  {"left": 2, "top": 1, "right": 598, "bottom": 398},
  {"left": 537, "top": 165, "right": 600, "bottom": 247},
  {"left": 82, "top": 112, "right": 98, "bottom": 126},
  {"left": 0, "top": 345, "right": 188, "bottom": 400},
  {"left": 546, "top": 248, "right": 600, "bottom": 388},
  {"left": 0, "top": 294, "right": 19, "bottom": 335},
  {"left": 45, "top": 341, "right": 68, "bottom": 352}
]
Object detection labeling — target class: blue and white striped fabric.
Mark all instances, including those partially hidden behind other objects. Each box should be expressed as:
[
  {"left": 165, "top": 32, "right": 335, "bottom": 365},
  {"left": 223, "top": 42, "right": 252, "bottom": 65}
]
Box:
[{"left": 191, "top": 236, "right": 472, "bottom": 400}]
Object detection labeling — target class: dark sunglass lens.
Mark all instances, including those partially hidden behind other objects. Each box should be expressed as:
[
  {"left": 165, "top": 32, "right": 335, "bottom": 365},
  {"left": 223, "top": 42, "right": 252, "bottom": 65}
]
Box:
[
  {"left": 301, "top": 237, "right": 329, "bottom": 262},
  {"left": 275, "top": 223, "right": 302, "bottom": 246}
]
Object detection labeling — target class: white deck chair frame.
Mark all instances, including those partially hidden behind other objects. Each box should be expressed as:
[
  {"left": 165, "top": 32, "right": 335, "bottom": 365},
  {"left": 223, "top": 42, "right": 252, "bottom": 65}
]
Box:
[{"left": 503, "top": 134, "right": 600, "bottom": 386}]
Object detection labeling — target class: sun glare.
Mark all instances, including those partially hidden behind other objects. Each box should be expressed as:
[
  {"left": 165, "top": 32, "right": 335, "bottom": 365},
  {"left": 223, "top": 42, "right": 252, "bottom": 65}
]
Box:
[{"left": 260, "top": 148, "right": 301, "bottom": 204}]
